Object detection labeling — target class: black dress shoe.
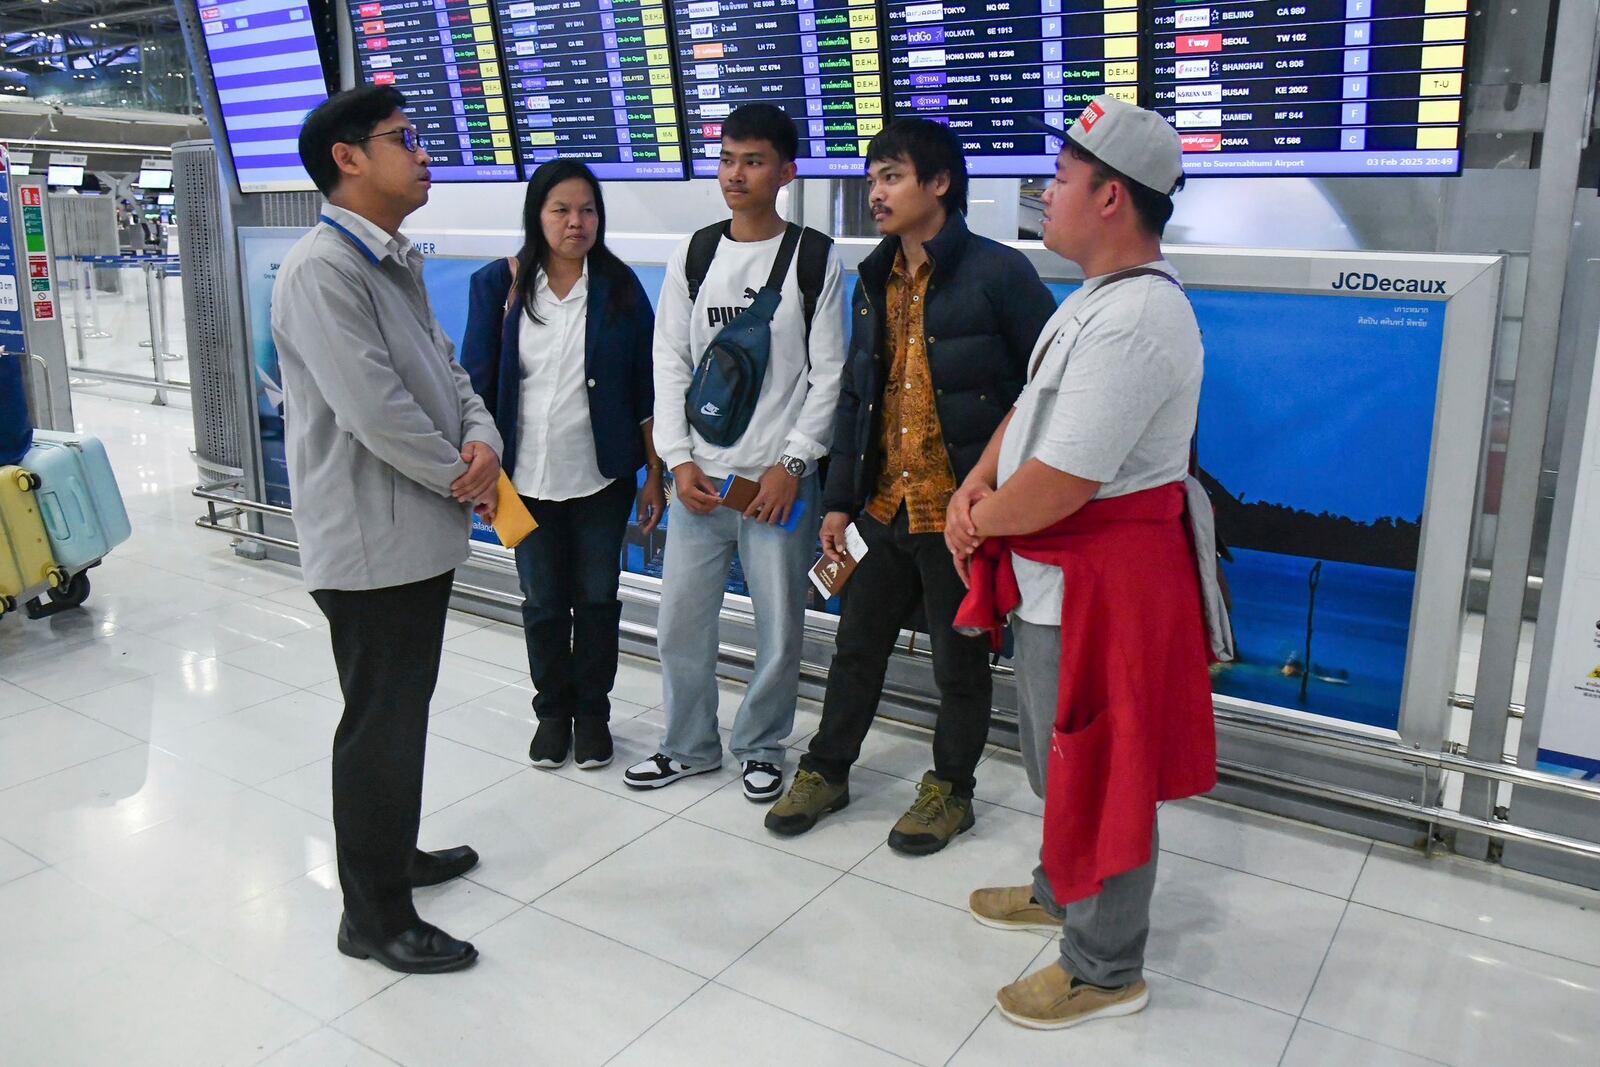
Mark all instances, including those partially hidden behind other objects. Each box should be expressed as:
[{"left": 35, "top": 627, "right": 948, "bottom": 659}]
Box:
[
  {"left": 573, "top": 718, "right": 613, "bottom": 770},
  {"left": 409, "top": 845, "right": 480, "bottom": 888},
  {"left": 337, "top": 915, "right": 479, "bottom": 974},
  {"left": 529, "top": 717, "right": 572, "bottom": 768}
]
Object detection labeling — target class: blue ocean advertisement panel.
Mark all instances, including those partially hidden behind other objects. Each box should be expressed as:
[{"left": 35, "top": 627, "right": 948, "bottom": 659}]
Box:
[
  {"left": 240, "top": 232, "right": 306, "bottom": 505},
  {"left": 1188, "top": 286, "right": 1444, "bottom": 731}
]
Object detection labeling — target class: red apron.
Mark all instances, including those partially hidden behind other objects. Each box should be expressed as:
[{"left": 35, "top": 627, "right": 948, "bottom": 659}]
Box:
[{"left": 954, "top": 483, "right": 1217, "bottom": 904}]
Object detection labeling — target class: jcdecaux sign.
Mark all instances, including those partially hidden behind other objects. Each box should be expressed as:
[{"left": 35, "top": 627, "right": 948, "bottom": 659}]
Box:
[{"left": 1331, "top": 272, "right": 1449, "bottom": 295}]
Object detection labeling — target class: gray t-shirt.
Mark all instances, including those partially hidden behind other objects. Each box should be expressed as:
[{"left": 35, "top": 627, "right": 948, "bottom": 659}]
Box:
[{"left": 997, "top": 259, "right": 1203, "bottom": 625}]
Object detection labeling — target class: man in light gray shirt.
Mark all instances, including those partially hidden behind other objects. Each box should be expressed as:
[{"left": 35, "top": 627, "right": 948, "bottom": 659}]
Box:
[
  {"left": 272, "top": 87, "right": 501, "bottom": 975},
  {"left": 947, "top": 97, "right": 1212, "bottom": 1031}
]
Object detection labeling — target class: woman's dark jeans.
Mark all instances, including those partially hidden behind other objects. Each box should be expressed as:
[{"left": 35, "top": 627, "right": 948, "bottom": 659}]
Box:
[{"left": 513, "top": 477, "right": 636, "bottom": 721}]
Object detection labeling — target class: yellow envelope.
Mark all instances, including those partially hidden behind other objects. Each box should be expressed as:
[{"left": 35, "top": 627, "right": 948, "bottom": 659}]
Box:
[{"left": 492, "top": 471, "right": 537, "bottom": 549}]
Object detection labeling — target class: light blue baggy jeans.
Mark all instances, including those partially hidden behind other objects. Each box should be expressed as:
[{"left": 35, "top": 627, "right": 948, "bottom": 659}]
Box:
[{"left": 656, "top": 474, "right": 821, "bottom": 768}]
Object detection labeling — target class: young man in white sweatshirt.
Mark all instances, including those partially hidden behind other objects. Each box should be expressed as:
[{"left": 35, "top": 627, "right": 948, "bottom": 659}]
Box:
[{"left": 626, "top": 104, "right": 845, "bottom": 801}]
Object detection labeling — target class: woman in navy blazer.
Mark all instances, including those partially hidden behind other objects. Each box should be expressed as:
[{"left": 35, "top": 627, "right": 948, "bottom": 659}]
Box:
[{"left": 460, "top": 160, "right": 664, "bottom": 771}]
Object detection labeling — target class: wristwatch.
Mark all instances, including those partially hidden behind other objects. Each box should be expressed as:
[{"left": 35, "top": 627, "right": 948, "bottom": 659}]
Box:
[{"left": 778, "top": 454, "right": 806, "bottom": 478}]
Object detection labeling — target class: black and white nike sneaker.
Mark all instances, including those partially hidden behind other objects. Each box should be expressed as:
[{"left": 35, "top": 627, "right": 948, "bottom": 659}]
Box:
[
  {"left": 623, "top": 752, "right": 721, "bottom": 790},
  {"left": 742, "top": 761, "right": 784, "bottom": 803}
]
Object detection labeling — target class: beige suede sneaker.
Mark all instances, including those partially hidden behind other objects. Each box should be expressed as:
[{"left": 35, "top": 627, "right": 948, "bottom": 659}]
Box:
[
  {"left": 996, "top": 962, "right": 1149, "bottom": 1030},
  {"left": 968, "top": 885, "right": 1063, "bottom": 933}
]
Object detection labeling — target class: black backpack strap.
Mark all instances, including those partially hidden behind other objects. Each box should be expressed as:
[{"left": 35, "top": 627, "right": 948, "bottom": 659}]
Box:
[
  {"left": 764, "top": 223, "right": 803, "bottom": 294},
  {"left": 796, "top": 226, "right": 833, "bottom": 337},
  {"left": 684, "top": 221, "right": 729, "bottom": 305}
]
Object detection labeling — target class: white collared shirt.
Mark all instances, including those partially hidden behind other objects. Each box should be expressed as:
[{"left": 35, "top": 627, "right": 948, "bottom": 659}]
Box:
[
  {"left": 320, "top": 203, "right": 415, "bottom": 264},
  {"left": 512, "top": 261, "right": 612, "bottom": 501}
]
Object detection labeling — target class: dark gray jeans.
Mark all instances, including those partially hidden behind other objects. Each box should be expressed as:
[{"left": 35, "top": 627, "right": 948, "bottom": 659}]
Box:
[{"left": 1013, "top": 618, "right": 1159, "bottom": 989}]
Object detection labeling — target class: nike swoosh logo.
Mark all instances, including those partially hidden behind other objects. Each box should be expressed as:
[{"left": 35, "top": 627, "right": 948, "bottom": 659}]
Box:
[{"left": 700, "top": 402, "right": 721, "bottom": 416}]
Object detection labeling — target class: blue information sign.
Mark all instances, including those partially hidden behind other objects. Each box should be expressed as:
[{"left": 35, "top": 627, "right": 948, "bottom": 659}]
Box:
[
  {"left": 0, "top": 149, "right": 35, "bottom": 465},
  {"left": 0, "top": 153, "right": 26, "bottom": 353}
]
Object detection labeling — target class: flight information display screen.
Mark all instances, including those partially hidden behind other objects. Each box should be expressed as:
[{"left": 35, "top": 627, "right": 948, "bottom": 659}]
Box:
[
  {"left": 348, "top": 0, "right": 519, "bottom": 181},
  {"left": 493, "top": 0, "right": 687, "bottom": 179},
  {"left": 198, "top": 0, "right": 330, "bottom": 193},
  {"left": 1150, "top": 0, "right": 1468, "bottom": 175},
  {"left": 886, "top": 0, "right": 1139, "bottom": 176},
  {"left": 672, "top": 0, "right": 888, "bottom": 177}
]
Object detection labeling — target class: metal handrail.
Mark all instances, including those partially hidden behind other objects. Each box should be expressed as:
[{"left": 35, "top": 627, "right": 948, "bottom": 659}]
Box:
[
  {"left": 1217, "top": 762, "right": 1600, "bottom": 863},
  {"left": 194, "top": 486, "right": 291, "bottom": 517},
  {"left": 1211, "top": 705, "right": 1600, "bottom": 803},
  {"left": 73, "top": 366, "right": 191, "bottom": 393},
  {"left": 1450, "top": 692, "right": 1527, "bottom": 719},
  {"left": 28, "top": 352, "right": 51, "bottom": 400}
]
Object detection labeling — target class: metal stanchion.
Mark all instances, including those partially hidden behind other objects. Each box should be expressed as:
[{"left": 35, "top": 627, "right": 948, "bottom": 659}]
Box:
[
  {"left": 137, "top": 259, "right": 156, "bottom": 355},
  {"left": 65, "top": 257, "right": 89, "bottom": 366},
  {"left": 134, "top": 258, "right": 183, "bottom": 361},
  {"left": 157, "top": 264, "right": 182, "bottom": 361},
  {"left": 82, "top": 259, "right": 110, "bottom": 340},
  {"left": 143, "top": 261, "right": 172, "bottom": 406}
]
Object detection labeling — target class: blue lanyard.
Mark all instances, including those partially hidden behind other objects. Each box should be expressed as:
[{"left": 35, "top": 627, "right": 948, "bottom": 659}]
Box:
[{"left": 319, "top": 214, "right": 382, "bottom": 266}]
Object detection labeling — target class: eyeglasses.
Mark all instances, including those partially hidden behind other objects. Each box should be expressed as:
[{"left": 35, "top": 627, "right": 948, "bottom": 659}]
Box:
[{"left": 351, "top": 127, "right": 422, "bottom": 154}]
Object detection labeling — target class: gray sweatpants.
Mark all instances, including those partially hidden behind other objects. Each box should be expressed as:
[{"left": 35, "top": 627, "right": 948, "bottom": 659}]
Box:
[{"left": 1013, "top": 618, "right": 1158, "bottom": 989}]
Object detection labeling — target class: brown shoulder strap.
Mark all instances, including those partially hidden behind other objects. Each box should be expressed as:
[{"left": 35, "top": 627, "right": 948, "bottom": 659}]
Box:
[
  {"left": 1029, "top": 267, "right": 1185, "bottom": 378},
  {"left": 1096, "top": 266, "right": 1184, "bottom": 292},
  {"left": 1097, "top": 267, "right": 1201, "bottom": 474}
]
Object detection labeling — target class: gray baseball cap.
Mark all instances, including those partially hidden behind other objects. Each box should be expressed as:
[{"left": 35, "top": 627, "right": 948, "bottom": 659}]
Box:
[{"left": 1028, "top": 96, "right": 1185, "bottom": 197}]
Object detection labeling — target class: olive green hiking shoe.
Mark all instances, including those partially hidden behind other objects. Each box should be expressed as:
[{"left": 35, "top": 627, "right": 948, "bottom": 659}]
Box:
[
  {"left": 887, "top": 772, "right": 975, "bottom": 855},
  {"left": 764, "top": 769, "right": 850, "bottom": 836}
]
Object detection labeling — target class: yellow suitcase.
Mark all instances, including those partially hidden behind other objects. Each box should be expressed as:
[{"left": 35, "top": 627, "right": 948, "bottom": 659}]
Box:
[{"left": 0, "top": 465, "right": 67, "bottom": 618}]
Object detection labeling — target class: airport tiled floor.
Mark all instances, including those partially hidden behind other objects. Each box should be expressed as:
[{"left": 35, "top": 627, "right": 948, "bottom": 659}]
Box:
[{"left": 2, "top": 392, "right": 1598, "bottom": 1066}]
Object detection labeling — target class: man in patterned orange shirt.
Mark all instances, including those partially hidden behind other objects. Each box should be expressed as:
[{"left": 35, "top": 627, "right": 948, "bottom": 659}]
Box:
[{"left": 767, "top": 119, "right": 1057, "bottom": 853}]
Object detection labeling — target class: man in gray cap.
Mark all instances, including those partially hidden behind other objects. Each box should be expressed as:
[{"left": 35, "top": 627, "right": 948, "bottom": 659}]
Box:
[{"left": 945, "top": 95, "right": 1216, "bottom": 1029}]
